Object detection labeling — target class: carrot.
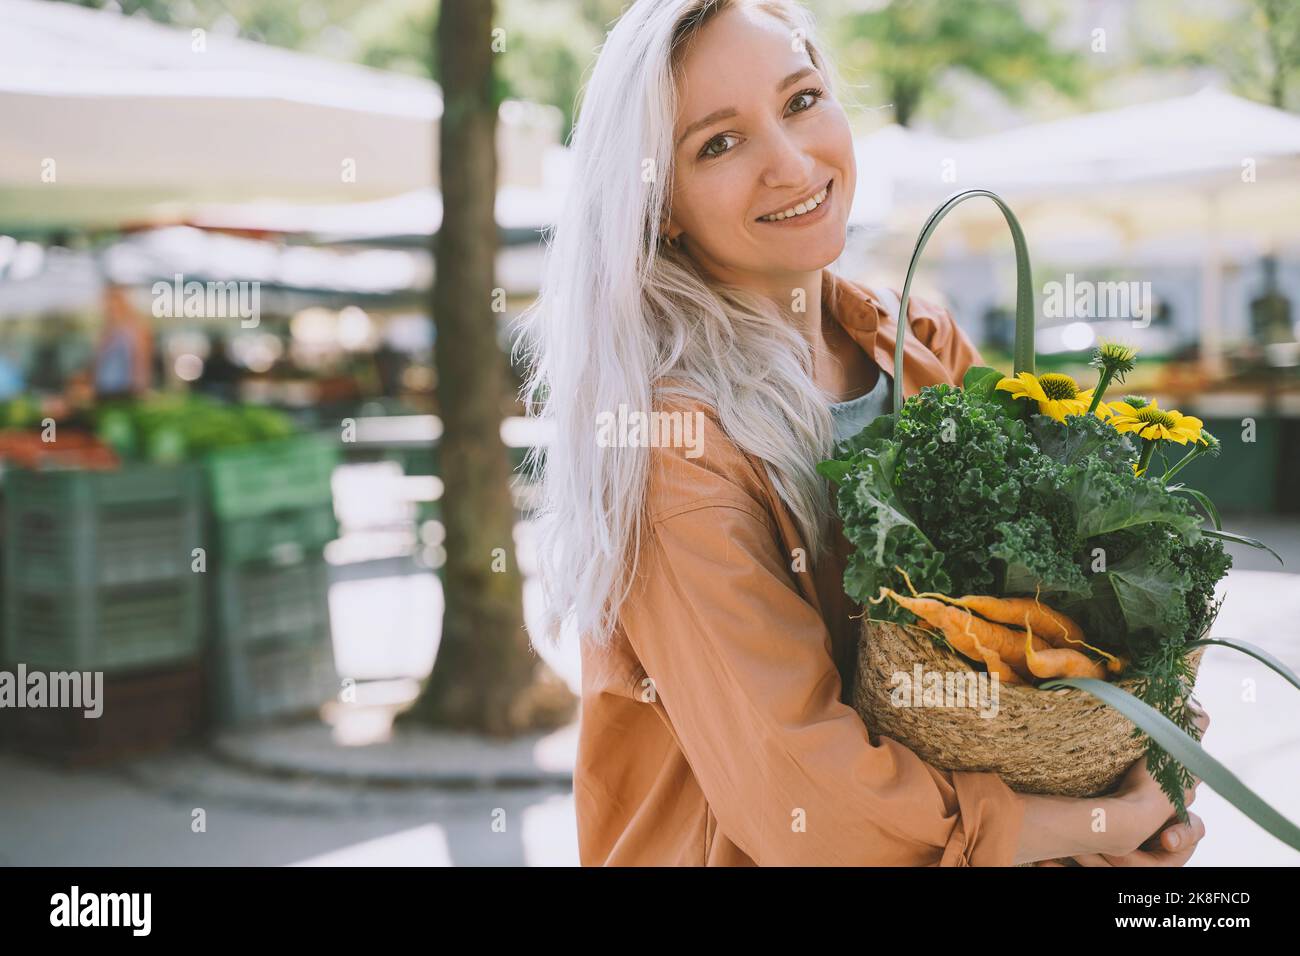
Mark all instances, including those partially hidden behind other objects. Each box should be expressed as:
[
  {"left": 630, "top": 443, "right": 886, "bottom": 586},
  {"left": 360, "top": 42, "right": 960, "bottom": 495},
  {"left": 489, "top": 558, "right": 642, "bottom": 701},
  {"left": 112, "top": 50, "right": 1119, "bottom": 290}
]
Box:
[
  {"left": 870, "top": 588, "right": 1026, "bottom": 684},
  {"left": 963, "top": 594, "right": 1121, "bottom": 670},
  {"left": 891, "top": 568, "right": 1121, "bottom": 673},
  {"left": 947, "top": 595, "right": 1081, "bottom": 645},
  {"left": 1021, "top": 620, "right": 1107, "bottom": 680},
  {"left": 965, "top": 627, "right": 1025, "bottom": 686}
]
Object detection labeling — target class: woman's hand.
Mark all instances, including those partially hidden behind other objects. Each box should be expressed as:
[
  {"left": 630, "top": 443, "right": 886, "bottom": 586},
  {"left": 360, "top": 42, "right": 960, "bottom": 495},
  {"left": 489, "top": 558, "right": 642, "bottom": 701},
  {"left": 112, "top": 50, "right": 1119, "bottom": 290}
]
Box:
[
  {"left": 1068, "top": 811, "right": 1206, "bottom": 866},
  {"left": 1012, "top": 700, "right": 1211, "bottom": 866},
  {"left": 1076, "top": 699, "right": 1211, "bottom": 864}
]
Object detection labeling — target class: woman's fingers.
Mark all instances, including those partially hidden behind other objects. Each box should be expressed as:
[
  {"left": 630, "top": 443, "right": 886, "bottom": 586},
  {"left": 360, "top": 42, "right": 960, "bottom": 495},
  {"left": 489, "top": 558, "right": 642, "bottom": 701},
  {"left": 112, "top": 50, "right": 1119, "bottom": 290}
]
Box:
[
  {"left": 1083, "top": 812, "right": 1206, "bottom": 867},
  {"left": 1159, "top": 812, "right": 1207, "bottom": 853}
]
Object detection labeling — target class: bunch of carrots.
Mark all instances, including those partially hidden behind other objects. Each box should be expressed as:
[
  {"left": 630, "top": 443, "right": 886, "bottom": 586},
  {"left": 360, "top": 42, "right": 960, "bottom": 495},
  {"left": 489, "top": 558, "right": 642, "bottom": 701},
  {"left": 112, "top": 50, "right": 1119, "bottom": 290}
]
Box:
[{"left": 868, "top": 568, "right": 1127, "bottom": 685}]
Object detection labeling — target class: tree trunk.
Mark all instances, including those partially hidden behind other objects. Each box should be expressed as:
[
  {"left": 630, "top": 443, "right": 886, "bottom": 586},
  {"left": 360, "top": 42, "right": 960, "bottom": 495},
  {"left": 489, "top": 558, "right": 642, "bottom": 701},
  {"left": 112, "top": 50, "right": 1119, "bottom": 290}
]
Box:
[
  {"left": 401, "top": 0, "right": 576, "bottom": 736},
  {"left": 891, "top": 78, "right": 922, "bottom": 127}
]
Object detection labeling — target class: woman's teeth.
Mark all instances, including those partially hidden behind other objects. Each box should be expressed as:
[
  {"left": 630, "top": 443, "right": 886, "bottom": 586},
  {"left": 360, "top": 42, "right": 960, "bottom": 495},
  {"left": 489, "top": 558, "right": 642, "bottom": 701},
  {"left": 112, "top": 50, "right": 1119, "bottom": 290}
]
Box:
[{"left": 758, "top": 184, "right": 829, "bottom": 222}]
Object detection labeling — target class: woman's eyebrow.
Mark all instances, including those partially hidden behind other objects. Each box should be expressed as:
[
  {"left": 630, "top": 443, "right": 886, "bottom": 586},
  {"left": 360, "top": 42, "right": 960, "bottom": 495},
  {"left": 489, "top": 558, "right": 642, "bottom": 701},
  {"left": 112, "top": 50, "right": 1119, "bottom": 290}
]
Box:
[{"left": 674, "top": 65, "right": 818, "bottom": 149}]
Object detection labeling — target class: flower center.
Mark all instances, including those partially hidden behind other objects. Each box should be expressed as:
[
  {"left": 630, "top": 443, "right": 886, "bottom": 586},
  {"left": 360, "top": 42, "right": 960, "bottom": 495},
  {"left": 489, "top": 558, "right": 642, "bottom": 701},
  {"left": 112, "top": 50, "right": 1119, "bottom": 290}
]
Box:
[
  {"left": 1135, "top": 407, "right": 1176, "bottom": 427},
  {"left": 1039, "top": 373, "right": 1079, "bottom": 401}
]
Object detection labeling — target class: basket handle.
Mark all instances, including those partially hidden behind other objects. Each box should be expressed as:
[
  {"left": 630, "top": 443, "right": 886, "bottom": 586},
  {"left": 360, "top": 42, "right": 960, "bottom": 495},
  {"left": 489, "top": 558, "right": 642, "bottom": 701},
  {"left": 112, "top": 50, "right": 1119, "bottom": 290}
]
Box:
[{"left": 893, "top": 189, "right": 1036, "bottom": 414}]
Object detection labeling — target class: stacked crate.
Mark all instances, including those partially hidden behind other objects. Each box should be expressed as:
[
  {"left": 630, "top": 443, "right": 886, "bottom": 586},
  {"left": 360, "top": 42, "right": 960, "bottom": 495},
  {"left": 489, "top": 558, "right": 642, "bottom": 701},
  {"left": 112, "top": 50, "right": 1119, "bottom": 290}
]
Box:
[
  {"left": 0, "top": 465, "right": 206, "bottom": 762},
  {"left": 204, "top": 434, "right": 342, "bottom": 728}
]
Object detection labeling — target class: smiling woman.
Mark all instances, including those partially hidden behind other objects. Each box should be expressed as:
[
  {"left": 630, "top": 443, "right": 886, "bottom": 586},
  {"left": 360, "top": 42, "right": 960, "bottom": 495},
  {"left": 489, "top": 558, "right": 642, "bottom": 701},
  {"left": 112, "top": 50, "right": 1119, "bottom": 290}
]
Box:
[{"left": 513, "top": 0, "right": 1203, "bottom": 869}]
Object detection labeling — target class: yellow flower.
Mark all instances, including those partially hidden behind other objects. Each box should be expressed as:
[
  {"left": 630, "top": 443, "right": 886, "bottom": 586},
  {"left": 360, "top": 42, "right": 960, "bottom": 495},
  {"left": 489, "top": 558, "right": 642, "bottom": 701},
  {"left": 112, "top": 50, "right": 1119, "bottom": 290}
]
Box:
[
  {"left": 1106, "top": 398, "right": 1206, "bottom": 445},
  {"left": 995, "top": 372, "right": 1106, "bottom": 424}
]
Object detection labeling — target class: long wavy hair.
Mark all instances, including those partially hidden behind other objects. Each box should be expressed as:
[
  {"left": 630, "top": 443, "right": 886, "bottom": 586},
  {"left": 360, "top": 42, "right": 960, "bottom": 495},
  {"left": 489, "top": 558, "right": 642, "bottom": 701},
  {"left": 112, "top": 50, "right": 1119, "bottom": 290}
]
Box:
[{"left": 514, "top": 0, "right": 849, "bottom": 651}]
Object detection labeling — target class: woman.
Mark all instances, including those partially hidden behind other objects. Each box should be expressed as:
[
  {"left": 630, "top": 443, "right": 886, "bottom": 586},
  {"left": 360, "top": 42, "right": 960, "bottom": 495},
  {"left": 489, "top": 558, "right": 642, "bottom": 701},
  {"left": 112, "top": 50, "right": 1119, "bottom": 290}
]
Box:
[
  {"left": 94, "top": 284, "right": 154, "bottom": 399},
  {"left": 516, "top": 0, "right": 1208, "bottom": 866}
]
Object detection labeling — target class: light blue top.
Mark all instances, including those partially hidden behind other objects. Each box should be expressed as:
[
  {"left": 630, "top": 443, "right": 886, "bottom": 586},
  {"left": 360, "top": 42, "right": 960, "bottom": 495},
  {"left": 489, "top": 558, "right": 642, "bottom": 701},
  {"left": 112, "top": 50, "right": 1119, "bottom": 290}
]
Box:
[
  {"left": 95, "top": 326, "right": 136, "bottom": 395},
  {"left": 829, "top": 369, "right": 893, "bottom": 444}
]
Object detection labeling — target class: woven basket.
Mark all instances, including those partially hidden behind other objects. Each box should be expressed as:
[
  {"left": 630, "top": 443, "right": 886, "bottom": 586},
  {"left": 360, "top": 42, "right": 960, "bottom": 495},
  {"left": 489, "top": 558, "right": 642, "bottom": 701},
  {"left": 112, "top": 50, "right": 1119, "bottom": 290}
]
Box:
[{"left": 854, "top": 619, "right": 1206, "bottom": 798}]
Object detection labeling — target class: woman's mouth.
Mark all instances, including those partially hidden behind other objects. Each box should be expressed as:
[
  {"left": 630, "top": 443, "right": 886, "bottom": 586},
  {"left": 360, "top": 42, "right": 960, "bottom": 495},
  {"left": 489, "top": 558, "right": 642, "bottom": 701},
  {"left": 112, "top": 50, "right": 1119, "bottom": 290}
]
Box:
[{"left": 755, "top": 179, "right": 833, "bottom": 226}]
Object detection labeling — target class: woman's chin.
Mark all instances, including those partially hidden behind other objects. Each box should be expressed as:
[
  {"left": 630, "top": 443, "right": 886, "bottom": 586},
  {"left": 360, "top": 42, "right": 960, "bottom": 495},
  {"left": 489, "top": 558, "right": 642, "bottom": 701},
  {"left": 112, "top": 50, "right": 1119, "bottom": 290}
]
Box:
[{"left": 759, "top": 229, "right": 846, "bottom": 272}]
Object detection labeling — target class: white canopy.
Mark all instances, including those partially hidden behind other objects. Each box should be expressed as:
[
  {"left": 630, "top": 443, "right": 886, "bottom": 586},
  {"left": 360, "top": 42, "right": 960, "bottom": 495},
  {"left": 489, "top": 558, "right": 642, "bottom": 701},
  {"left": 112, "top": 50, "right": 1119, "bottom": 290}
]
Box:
[
  {"left": 853, "top": 89, "right": 1300, "bottom": 372},
  {"left": 875, "top": 87, "right": 1300, "bottom": 202},
  {"left": 0, "top": 0, "right": 559, "bottom": 232},
  {"left": 852, "top": 88, "right": 1300, "bottom": 245}
]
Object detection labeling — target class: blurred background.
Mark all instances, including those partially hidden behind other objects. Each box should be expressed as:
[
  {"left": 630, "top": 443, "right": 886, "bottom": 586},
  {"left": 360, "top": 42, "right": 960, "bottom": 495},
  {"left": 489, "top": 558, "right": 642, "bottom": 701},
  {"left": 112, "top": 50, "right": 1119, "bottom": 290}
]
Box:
[{"left": 0, "top": 0, "right": 1297, "bottom": 866}]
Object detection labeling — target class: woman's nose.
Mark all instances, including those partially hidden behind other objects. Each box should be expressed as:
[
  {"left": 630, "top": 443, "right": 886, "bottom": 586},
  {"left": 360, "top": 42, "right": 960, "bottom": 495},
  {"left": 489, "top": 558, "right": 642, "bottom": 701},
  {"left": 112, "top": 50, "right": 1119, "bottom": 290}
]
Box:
[{"left": 759, "top": 128, "right": 816, "bottom": 190}]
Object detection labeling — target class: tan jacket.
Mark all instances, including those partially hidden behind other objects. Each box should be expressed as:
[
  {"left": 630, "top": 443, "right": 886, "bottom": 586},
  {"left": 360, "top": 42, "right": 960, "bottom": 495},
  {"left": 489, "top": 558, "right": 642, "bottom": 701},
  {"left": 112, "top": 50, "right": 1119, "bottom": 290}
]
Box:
[{"left": 575, "top": 268, "right": 1027, "bottom": 866}]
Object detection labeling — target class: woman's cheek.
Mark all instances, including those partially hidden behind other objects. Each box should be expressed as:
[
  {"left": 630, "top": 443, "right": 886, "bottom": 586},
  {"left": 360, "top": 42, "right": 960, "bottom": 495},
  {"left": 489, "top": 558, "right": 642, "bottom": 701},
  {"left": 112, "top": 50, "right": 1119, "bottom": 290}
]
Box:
[{"left": 680, "top": 174, "right": 741, "bottom": 242}]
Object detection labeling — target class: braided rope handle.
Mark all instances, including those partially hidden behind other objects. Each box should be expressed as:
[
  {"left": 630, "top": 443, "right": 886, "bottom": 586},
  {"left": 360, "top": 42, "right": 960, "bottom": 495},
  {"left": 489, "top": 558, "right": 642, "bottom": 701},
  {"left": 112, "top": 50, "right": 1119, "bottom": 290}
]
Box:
[{"left": 892, "top": 189, "right": 1036, "bottom": 414}]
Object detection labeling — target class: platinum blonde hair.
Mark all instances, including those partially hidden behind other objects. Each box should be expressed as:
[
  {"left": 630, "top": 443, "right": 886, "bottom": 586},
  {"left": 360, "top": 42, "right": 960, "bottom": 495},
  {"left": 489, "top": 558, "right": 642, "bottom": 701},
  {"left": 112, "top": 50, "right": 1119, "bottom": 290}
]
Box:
[{"left": 514, "top": 0, "right": 847, "bottom": 651}]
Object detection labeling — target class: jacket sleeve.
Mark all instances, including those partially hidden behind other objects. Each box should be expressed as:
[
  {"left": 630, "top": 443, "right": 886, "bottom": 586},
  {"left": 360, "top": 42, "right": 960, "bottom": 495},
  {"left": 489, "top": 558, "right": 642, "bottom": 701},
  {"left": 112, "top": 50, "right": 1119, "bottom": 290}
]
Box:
[{"left": 620, "top": 486, "right": 1027, "bottom": 867}]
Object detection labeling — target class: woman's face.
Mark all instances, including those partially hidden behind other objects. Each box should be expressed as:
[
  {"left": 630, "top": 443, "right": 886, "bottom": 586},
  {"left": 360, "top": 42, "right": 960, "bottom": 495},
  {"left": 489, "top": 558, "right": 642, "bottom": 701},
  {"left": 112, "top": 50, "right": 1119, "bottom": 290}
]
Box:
[{"left": 666, "top": 5, "right": 856, "bottom": 290}]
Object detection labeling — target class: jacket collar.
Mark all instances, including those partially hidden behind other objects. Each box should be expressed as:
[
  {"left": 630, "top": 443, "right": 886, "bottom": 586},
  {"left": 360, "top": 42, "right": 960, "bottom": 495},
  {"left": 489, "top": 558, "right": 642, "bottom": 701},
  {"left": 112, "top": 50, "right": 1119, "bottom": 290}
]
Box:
[
  {"left": 822, "top": 267, "right": 893, "bottom": 374},
  {"left": 822, "top": 267, "right": 885, "bottom": 334},
  {"left": 821, "top": 266, "right": 958, "bottom": 398}
]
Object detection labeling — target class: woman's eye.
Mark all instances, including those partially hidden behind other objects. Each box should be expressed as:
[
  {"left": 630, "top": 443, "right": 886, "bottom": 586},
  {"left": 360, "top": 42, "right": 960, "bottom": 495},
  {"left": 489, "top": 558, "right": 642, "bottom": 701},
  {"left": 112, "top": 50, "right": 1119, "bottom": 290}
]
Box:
[
  {"left": 699, "top": 133, "right": 738, "bottom": 159},
  {"left": 788, "top": 87, "right": 825, "bottom": 114}
]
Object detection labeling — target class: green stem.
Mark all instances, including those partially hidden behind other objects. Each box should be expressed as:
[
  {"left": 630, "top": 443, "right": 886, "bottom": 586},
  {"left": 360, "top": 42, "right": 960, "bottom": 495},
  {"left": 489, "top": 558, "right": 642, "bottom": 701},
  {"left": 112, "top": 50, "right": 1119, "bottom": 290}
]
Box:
[
  {"left": 1161, "top": 443, "right": 1208, "bottom": 484},
  {"left": 1137, "top": 437, "right": 1158, "bottom": 477},
  {"left": 1086, "top": 368, "right": 1114, "bottom": 417}
]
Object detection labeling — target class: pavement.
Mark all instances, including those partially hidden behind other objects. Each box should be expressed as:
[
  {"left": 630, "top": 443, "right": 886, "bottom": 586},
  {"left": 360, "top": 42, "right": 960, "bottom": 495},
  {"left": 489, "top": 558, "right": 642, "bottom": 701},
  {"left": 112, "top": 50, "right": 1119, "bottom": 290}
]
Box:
[
  {"left": 210, "top": 715, "right": 577, "bottom": 789},
  {"left": 1, "top": 515, "right": 1297, "bottom": 866}
]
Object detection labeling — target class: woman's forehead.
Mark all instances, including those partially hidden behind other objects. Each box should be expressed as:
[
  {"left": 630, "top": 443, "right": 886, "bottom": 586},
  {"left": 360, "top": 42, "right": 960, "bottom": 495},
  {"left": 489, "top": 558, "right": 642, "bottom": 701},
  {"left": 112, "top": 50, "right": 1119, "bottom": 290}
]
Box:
[
  {"left": 673, "top": 8, "right": 817, "bottom": 125},
  {"left": 675, "top": 5, "right": 809, "bottom": 91}
]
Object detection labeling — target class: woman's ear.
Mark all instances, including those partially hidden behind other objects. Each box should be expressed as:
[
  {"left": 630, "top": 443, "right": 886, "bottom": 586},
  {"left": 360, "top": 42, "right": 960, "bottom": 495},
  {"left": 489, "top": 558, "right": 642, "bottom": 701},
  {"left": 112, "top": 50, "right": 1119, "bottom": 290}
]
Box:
[{"left": 659, "top": 214, "right": 683, "bottom": 246}]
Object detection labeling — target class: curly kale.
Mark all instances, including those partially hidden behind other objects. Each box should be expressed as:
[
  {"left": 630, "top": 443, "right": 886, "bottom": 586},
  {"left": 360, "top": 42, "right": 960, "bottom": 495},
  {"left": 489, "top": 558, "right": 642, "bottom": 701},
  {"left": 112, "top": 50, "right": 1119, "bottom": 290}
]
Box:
[
  {"left": 892, "top": 385, "right": 1036, "bottom": 595},
  {"left": 1027, "top": 411, "right": 1138, "bottom": 473}
]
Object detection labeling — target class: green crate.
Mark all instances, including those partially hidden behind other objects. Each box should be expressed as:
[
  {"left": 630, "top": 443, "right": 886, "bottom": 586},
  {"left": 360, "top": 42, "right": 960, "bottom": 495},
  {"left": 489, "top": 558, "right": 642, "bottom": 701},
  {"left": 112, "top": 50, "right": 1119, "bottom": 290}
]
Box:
[
  {"left": 1175, "top": 415, "right": 1280, "bottom": 514},
  {"left": 214, "top": 504, "right": 339, "bottom": 567},
  {"left": 3, "top": 578, "right": 203, "bottom": 674},
  {"left": 209, "top": 631, "right": 337, "bottom": 728},
  {"left": 3, "top": 465, "right": 203, "bottom": 591},
  {"left": 205, "top": 434, "right": 340, "bottom": 521},
  {"left": 2, "top": 465, "right": 205, "bottom": 674},
  {"left": 213, "top": 552, "right": 332, "bottom": 648}
]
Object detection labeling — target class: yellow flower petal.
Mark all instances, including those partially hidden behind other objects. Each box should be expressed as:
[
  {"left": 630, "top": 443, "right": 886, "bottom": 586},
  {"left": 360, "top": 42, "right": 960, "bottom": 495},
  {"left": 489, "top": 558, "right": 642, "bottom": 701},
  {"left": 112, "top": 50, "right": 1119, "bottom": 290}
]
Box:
[
  {"left": 1042, "top": 401, "right": 1067, "bottom": 423},
  {"left": 995, "top": 377, "right": 1025, "bottom": 396},
  {"left": 1021, "top": 372, "right": 1049, "bottom": 403}
]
